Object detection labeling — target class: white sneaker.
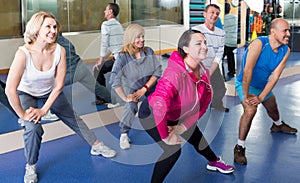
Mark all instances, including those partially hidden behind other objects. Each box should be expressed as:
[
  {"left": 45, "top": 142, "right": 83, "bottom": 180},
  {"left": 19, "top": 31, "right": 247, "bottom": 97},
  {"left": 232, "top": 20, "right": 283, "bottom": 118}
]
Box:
[
  {"left": 107, "top": 103, "right": 120, "bottom": 109},
  {"left": 24, "top": 164, "right": 38, "bottom": 183},
  {"left": 18, "top": 119, "right": 25, "bottom": 127},
  {"left": 90, "top": 142, "right": 116, "bottom": 158},
  {"left": 120, "top": 133, "right": 130, "bottom": 150},
  {"left": 41, "top": 111, "right": 59, "bottom": 121}
]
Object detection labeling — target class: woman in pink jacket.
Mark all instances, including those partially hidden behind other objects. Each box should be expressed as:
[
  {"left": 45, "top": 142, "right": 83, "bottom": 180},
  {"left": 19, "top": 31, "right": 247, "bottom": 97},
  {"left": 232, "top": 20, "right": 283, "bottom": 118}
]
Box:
[{"left": 139, "top": 29, "right": 234, "bottom": 183}]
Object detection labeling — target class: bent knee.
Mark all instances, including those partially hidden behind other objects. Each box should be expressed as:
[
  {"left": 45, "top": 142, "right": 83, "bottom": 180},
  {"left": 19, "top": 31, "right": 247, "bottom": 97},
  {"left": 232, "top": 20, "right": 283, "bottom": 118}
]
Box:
[{"left": 24, "top": 121, "right": 44, "bottom": 136}]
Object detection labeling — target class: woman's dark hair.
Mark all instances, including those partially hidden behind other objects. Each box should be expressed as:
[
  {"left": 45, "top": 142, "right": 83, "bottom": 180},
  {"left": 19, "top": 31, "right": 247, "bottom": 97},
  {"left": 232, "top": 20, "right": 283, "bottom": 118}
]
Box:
[{"left": 178, "top": 29, "right": 203, "bottom": 58}]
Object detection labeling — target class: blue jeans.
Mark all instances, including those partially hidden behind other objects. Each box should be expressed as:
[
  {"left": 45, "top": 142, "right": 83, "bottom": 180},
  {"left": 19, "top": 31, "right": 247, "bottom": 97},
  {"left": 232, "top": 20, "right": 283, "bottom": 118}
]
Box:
[
  {"left": 119, "top": 84, "right": 156, "bottom": 134},
  {"left": 18, "top": 91, "right": 97, "bottom": 165},
  {"left": 119, "top": 100, "right": 142, "bottom": 134}
]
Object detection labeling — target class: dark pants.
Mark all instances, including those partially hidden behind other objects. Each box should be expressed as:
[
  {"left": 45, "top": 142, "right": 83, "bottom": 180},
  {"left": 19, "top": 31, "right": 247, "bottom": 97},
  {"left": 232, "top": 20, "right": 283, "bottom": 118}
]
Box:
[
  {"left": 224, "top": 46, "right": 236, "bottom": 75},
  {"left": 94, "top": 60, "right": 114, "bottom": 87},
  {"left": 65, "top": 61, "right": 111, "bottom": 103},
  {"left": 139, "top": 99, "right": 217, "bottom": 183},
  {"left": 210, "top": 67, "right": 226, "bottom": 109},
  {"left": 0, "top": 84, "right": 17, "bottom": 116}
]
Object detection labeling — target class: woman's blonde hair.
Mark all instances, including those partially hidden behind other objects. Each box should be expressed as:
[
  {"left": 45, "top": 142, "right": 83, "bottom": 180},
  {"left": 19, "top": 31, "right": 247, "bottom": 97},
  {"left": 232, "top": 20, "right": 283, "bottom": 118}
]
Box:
[
  {"left": 121, "top": 24, "right": 146, "bottom": 55},
  {"left": 24, "top": 10, "right": 57, "bottom": 44}
]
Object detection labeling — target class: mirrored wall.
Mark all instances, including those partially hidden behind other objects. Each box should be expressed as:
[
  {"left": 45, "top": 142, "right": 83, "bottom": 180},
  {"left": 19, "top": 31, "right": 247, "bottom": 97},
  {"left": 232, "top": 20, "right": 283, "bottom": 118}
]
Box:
[
  {"left": 283, "top": 0, "right": 300, "bottom": 51},
  {"left": 0, "top": 0, "right": 185, "bottom": 134},
  {"left": 0, "top": 0, "right": 183, "bottom": 38}
]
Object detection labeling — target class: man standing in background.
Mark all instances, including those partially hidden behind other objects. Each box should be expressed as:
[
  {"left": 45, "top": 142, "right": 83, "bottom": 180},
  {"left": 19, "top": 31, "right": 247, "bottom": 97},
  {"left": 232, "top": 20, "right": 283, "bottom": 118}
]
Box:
[
  {"left": 223, "top": 2, "right": 238, "bottom": 79},
  {"left": 193, "top": 3, "right": 229, "bottom": 112},
  {"left": 93, "top": 3, "right": 124, "bottom": 108}
]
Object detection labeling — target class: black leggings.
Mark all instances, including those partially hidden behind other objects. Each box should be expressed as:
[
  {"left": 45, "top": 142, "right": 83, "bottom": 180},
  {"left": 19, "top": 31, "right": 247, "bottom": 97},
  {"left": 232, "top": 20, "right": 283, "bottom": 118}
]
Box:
[
  {"left": 94, "top": 59, "right": 114, "bottom": 87},
  {"left": 139, "top": 100, "right": 217, "bottom": 183}
]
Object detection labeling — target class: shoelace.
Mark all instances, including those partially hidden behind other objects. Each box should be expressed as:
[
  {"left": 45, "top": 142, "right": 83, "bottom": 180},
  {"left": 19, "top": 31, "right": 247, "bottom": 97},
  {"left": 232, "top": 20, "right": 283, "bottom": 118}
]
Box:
[{"left": 216, "top": 158, "right": 230, "bottom": 167}]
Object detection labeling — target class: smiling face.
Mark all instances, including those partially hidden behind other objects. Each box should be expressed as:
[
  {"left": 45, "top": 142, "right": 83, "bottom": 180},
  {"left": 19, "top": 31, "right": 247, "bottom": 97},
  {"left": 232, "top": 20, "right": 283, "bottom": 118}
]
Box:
[
  {"left": 271, "top": 19, "right": 290, "bottom": 45},
  {"left": 133, "top": 33, "right": 144, "bottom": 48},
  {"left": 204, "top": 6, "right": 220, "bottom": 25},
  {"left": 37, "top": 17, "right": 57, "bottom": 44},
  {"left": 184, "top": 33, "right": 208, "bottom": 65},
  {"left": 104, "top": 5, "right": 112, "bottom": 19}
]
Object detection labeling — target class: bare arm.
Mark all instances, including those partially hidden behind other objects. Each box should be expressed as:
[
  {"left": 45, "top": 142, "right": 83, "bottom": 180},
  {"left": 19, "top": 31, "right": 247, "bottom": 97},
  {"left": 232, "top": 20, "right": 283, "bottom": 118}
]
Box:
[
  {"left": 242, "top": 39, "right": 262, "bottom": 102},
  {"left": 5, "top": 49, "right": 28, "bottom": 119},
  {"left": 93, "top": 50, "right": 112, "bottom": 71}
]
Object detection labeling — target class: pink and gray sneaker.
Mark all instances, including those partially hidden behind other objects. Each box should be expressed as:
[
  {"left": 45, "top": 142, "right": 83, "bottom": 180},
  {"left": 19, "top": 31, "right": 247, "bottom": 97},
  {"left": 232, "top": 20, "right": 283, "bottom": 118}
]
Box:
[{"left": 206, "top": 157, "right": 235, "bottom": 174}]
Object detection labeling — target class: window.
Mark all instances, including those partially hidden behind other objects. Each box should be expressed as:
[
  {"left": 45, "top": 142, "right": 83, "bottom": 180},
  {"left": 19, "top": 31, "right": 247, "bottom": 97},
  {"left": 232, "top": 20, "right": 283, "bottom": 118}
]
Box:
[
  {"left": 0, "top": 0, "right": 21, "bottom": 38},
  {"left": 24, "top": 0, "right": 113, "bottom": 32},
  {"left": 124, "top": 0, "right": 183, "bottom": 26},
  {"left": 0, "top": 0, "right": 183, "bottom": 38}
]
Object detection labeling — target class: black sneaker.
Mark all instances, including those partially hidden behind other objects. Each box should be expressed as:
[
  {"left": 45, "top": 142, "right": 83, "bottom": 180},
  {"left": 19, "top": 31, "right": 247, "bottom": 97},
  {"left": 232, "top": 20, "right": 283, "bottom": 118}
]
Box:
[
  {"left": 234, "top": 144, "right": 247, "bottom": 165},
  {"left": 270, "top": 121, "right": 297, "bottom": 134},
  {"left": 92, "top": 98, "right": 109, "bottom": 105}
]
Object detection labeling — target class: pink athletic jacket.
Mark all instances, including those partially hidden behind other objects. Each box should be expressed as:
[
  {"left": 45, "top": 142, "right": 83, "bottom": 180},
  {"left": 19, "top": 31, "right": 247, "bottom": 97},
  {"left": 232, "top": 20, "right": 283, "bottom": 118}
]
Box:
[{"left": 148, "top": 51, "right": 212, "bottom": 139}]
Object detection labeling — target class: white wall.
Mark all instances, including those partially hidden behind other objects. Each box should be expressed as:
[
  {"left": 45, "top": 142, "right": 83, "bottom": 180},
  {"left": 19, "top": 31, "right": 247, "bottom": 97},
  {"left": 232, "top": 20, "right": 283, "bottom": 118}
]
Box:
[
  {"left": 0, "top": 38, "right": 24, "bottom": 70},
  {"left": 0, "top": 25, "right": 186, "bottom": 70}
]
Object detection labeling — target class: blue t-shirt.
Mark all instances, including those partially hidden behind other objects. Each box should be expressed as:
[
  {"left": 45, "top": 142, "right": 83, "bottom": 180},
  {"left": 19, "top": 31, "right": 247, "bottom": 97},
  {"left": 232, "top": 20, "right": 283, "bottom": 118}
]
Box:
[{"left": 237, "top": 36, "right": 288, "bottom": 89}]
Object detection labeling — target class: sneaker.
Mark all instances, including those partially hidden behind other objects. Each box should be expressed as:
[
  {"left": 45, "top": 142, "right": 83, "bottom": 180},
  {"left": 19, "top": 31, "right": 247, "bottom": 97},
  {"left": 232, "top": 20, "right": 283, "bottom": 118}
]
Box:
[
  {"left": 41, "top": 111, "right": 59, "bottom": 121},
  {"left": 206, "top": 157, "right": 235, "bottom": 174},
  {"left": 234, "top": 144, "right": 247, "bottom": 165},
  {"left": 24, "top": 164, "right": 38, "bottom": 183},
  {"left": 270, "top": 121, "right": 297, "bottom": 134},
  {"left": 120, "top": 133, "right": 130, "bottom": 150},
  {"left": 18, "top": 119, "right": 25, "bottom": 127},
  {"left": 90, "top": 142, "right": 116, "bottom": 158},
  {"left": 107, "top": 103, "right": 120, "bottom": 109},
  {"left": 92, "top": 98, "right": 109, "bottom": 105}
]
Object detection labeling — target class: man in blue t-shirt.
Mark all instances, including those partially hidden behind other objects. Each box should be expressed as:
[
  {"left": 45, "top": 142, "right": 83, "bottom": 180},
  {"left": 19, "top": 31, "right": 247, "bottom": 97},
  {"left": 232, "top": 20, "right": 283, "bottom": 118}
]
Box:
[{"left": 234, "top": 18, "right": 297, "bottom": 165}]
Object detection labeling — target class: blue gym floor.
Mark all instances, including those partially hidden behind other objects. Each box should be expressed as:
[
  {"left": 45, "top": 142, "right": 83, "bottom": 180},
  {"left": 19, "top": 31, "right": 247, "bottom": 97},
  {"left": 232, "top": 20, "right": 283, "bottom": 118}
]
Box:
[{"left": 1, "top": 52, "right": 300, "bottom": 182}]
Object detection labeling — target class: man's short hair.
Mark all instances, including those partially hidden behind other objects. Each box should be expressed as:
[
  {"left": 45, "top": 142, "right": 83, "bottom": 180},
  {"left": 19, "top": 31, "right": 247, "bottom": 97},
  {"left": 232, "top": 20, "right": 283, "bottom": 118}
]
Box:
[
  {"left": 205, "top": 4, "right": 221, "bottom": 12},
  {"left": 108, "top": 3, "right": 120, "bottom": 17}
]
